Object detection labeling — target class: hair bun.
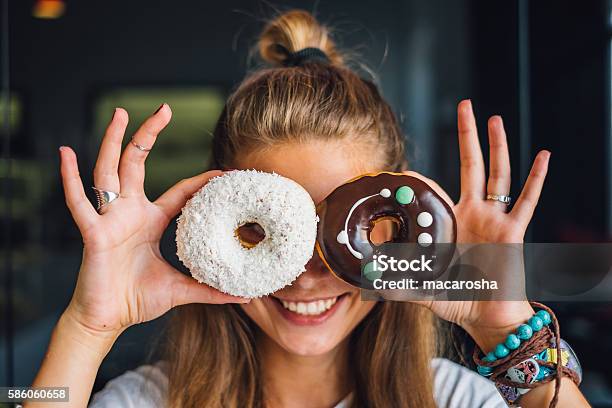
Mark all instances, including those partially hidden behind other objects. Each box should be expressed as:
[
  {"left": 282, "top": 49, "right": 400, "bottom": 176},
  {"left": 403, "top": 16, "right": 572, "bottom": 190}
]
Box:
[{"left": 258, "top": 10, "right": 343, "bottom": 67}]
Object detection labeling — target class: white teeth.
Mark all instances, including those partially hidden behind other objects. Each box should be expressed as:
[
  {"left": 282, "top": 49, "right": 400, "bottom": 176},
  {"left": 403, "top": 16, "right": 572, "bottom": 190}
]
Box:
[
  {"left": 279, "top": 296, "right": 338, "bottom": 316},
  {"left": 297, "top": 303, "right": 307, "bottom": 314}
]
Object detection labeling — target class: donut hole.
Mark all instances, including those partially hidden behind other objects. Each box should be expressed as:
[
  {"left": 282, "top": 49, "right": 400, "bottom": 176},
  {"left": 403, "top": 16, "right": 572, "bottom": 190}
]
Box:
[
  {"left": 369, "top": 216, "right": 401, "bottom": 246},
  {"left": 235, "top": 222, "right": 266, "bottom": 249}
]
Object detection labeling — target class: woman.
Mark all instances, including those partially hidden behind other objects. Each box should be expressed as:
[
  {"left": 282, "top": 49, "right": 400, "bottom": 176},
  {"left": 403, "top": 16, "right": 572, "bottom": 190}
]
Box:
[{"left": 30, "top": 10, "right": 589, "bottom": 408}]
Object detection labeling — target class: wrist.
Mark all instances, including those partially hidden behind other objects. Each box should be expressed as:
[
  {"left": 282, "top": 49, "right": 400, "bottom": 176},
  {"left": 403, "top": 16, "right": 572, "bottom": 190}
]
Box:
[
  {"left": 468, "top": 302, "right": 585, "bottom": 407},
  {"left": 57, "top": 307, "right": 123, "bottom": 362},
  {"left": 463, "top": 303, "right": 535, "bottom": 353}
]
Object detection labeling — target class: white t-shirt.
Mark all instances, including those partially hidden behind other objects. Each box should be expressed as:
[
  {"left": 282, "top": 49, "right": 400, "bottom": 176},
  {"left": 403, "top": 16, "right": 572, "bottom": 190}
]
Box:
[{"left": 89, "top": 357, "right": 506, "bottom": 407}]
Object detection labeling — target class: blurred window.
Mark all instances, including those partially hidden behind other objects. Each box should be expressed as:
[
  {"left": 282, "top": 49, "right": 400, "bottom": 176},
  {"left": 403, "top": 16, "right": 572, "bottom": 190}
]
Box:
[
  {"left": 0, "top": 93, "right": 22, "bottom": 133},
  {"left": 93, "top": 87, "right": 225, "bottom": 199}
]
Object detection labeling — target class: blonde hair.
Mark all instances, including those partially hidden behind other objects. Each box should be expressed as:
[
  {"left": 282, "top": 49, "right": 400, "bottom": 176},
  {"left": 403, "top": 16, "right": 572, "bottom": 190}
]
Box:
[
  {"left": 165, "top": 9, "right": 437, "bottom": 407},
  {"left": 210, "top": 10, "right": 406, "bottom": 171}
]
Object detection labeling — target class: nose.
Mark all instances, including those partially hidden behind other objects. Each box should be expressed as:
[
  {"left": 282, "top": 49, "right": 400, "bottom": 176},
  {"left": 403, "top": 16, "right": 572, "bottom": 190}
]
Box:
[{"left": 293, "top": 249, "right": 333, "bottom": 287}]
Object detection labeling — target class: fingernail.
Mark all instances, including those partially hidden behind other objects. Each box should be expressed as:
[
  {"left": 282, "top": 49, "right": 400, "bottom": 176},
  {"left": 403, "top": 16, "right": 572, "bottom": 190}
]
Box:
[
  {"left": 460, "top": 99, "right": 472, "bottom": 112},
  {"left": 491, "top": 115, "right": 503, "bottom": 126},
  {"left": 154, "top": 103, "right": 165, "bottom": 114}
]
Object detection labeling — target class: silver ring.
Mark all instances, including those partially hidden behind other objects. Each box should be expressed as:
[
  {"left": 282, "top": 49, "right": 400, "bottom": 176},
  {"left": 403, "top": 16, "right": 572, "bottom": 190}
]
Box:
[
  {"left": 486, "top": 193, "right": 511, "bottom": 205},
  {"left": 130, "top": 138, "right": 152, "bottom": 152},
  {"left": 92, "top": 187, "right": 120, "bottom": 213}
]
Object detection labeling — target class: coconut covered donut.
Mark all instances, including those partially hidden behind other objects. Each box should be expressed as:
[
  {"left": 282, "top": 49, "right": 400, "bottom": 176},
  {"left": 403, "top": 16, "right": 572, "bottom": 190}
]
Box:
[{"left": 176, "top": 170, "right": 318, "bottom": 298}]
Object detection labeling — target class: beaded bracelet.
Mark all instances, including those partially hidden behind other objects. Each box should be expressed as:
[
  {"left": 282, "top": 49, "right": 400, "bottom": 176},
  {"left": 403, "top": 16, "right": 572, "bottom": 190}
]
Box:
[
  {"left": 476, "top": 309, "right": 553, "bottom": 376},
  {"left": 472, "top": 302, "right": 582, "bottom": 408}
]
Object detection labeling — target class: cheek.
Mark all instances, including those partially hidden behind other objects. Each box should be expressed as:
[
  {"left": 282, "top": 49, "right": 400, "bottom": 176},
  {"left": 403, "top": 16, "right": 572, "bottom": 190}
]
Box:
[
  {"left": 347, "top": 297, "right": 377, "bottom": 325},
  {"left": 240, "top": 299, "right": 271, "bottom": 329}
]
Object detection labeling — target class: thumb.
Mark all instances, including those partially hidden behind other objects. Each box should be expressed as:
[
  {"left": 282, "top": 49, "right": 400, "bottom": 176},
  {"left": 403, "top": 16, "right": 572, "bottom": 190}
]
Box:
[
  {"left": 169, "top": 271, "right": 250, "bottom": 307},
  {"left": 154, "top": 170, "right": 223, "bottom": 220}
]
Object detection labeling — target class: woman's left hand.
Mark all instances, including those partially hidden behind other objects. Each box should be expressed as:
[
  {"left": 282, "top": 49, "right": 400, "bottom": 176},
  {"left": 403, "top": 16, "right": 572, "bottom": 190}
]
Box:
[{"left": 406, "top": 99, "right": 551, "bottom": 351}]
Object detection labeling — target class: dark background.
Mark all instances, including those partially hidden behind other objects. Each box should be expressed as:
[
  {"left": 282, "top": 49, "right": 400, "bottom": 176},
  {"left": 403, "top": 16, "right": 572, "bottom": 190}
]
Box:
[{"left": 1, "top": 0, "right": 611, "bottom": 405}]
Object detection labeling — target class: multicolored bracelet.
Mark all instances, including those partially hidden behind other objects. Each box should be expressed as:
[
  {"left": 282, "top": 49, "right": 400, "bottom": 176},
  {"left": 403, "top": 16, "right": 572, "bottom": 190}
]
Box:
[
  {"left": 494, "top": 338, "right": 582, "bottom": 404},
  {"left": 472, "top": 302, "right": 582, "bottom": 408}
]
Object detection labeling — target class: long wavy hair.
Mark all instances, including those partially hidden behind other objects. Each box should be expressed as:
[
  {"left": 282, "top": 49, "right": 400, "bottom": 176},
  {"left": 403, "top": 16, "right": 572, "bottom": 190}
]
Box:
[{"left": 164, "top": 9, "right": 439, "bottom": 407}]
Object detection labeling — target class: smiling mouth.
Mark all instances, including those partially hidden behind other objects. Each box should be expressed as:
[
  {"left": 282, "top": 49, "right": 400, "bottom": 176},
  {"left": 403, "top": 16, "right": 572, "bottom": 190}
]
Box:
[{"left": 272, "top": 294, "right": 348, "bottom": 316}]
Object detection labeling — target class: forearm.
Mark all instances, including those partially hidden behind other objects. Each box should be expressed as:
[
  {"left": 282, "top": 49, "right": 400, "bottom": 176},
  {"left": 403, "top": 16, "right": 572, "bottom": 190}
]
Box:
[
  {"left": 25, "top": 309, "right": 121, "bottom": 408},
  {"left": 519, "top": 376, "right": 590, "bottom": 408}
]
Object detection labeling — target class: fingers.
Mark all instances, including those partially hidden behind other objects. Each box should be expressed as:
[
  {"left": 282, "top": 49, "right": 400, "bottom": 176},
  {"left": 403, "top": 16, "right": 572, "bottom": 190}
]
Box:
[
  {"left": 154, "top": 170, "right": 223, "bottom": 219},
  {"left": 59, "top": 146, "right": 98, "bottom": 233},
  {"left": 93, "top": 108, "right": 128, "bottom": 192},
  {"left": 486, "top": 115, "right": 511, "bottom": 210},
  {"left": 118, "top": 103, "right": 172, "bottom": 195},
  {"left": 457, "top": 99, "right": 486, "bottom": 201},
  {"left": 170, "top": 272, "right": 250, "bottom": 307},
  {"left": 510, "top": 150, "right": 551, "bottom": 229}
]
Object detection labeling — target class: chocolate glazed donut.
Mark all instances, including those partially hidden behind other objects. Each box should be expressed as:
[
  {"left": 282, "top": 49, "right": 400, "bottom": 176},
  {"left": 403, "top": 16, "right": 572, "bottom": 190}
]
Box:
[{"left": 315, "top": 172, "right": 457, "bottom": 289}]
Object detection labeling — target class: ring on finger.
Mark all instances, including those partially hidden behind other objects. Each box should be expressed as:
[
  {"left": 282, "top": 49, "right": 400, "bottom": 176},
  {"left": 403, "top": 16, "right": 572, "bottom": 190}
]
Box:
[
  {"left": 92, "top": 186, "right": 120, "bottom": 213},
  {"left": 130, "top": 137, "right": 152, "bottom": 152},
  {"left": 486, "top": 193, "right": 511, "bottom": 205}
]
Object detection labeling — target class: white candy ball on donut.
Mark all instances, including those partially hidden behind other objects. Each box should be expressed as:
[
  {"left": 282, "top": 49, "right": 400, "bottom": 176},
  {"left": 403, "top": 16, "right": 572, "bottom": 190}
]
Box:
[{"left": 176, "top": 170, "right": 317, "bottom": 298}]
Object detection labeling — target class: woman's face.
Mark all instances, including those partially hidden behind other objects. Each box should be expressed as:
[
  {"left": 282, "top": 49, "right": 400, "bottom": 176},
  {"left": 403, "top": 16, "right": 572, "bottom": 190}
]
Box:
[{"left": 235, "top": 141, "right": 379, "bottom": 356}]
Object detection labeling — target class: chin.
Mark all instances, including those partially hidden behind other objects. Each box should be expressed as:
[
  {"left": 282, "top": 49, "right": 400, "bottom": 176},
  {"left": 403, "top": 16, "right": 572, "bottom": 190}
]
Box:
[{"left": 274, "top": 330, "right": 344, "bottom": 356}]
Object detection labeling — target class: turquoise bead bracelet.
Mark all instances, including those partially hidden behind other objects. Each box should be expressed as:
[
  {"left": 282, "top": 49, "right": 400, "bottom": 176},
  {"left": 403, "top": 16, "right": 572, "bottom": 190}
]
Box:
[
  {"left": 476, "top": 309, "right": 552, "bottom": 376},
  {"left": 473, "top": 303, "right": 582, "bottom": 407}
]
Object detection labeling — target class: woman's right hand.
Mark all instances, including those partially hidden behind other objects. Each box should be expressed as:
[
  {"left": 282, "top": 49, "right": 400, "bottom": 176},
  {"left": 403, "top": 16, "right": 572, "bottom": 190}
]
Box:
[{"left": 59, "top": 104, "right": 248, "bottom": 340}]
